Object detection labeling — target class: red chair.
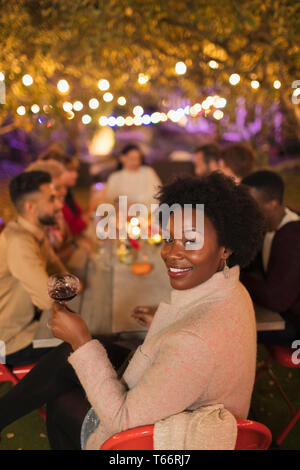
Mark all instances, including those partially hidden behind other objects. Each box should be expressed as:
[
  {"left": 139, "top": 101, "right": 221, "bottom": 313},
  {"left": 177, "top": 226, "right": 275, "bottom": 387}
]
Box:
[
  {"left": 100, "top": 418, "right": 272, "bottom": 450},
  {"left": 255, "top": 345, "right": 300, "bottom": 445},
  {"left": 0, "top": 363, "right": 46, "bottom": 420}
]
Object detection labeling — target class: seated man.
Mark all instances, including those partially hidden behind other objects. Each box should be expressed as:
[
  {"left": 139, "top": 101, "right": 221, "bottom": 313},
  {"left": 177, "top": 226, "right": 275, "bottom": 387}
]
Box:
[
  {"left": 219, "top": 143, "right": 256, "bottom": 183},
  {"left": 26, "top": 159, "right": 91, "bottom": 279},
  {"left": 0, "top": 171, "right": 66, "bottom": 365},
  {"left": 240, "top": 170, "right": 300, "bottom": 345}
]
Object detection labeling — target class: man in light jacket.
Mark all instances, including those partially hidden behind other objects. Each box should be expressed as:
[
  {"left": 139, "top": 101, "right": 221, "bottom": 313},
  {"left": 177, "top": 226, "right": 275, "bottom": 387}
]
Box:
[{"left": 0, "top": 170, "right": 66, "bottom": 364}]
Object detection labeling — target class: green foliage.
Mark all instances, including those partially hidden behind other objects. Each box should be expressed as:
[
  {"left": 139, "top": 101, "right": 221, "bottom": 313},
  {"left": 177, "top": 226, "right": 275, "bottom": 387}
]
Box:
[{"left": 0, "top": 0, "right": 299, "bottom": 136}]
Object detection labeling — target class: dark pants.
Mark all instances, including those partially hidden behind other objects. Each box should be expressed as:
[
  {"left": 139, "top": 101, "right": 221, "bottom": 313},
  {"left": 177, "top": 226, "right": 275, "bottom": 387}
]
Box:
[
  {"left": 6, "top": 344, "right": 53, "bottom": 366},
  {"left": 0, "top": 336, "right": 133, "bottom": 449}
]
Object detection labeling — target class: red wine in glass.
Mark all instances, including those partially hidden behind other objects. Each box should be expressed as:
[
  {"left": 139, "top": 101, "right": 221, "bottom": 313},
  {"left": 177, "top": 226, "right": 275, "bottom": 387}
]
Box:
[{"left": 47, "top": 274, "right": 80, "bottom": 303}]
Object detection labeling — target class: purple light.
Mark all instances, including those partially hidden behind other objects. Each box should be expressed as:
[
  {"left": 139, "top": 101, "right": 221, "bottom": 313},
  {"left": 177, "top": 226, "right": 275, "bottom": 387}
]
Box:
[{"left": 95, "top": 182, "right": 104, "bottom": 190}]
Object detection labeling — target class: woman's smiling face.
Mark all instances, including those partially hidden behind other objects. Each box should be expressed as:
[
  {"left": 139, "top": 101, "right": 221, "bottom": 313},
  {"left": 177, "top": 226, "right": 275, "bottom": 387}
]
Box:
[{"left": 161, "top": 209, "right": 229, "bottom": 290}]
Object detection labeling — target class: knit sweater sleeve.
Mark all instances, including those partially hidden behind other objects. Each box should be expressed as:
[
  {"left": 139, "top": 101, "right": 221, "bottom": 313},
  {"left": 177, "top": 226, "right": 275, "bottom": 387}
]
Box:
[{"left": 68, "top": 332, "right": 215, "bottom": 436}]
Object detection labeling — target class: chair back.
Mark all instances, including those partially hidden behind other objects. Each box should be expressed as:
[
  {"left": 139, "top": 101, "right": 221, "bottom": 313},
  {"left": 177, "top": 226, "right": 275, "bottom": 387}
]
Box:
[
  {"left": 235, "top": 418, "right": 272, "bottom": 450},
  {"left": 100, "top": 419, "right": 272, "bottom": 450}
]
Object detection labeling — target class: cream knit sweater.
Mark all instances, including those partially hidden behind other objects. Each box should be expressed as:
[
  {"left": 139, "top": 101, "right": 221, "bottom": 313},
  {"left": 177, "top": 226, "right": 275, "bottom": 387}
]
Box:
[{"left": 68, "top": 265, "right": 257, "bottom": 450}]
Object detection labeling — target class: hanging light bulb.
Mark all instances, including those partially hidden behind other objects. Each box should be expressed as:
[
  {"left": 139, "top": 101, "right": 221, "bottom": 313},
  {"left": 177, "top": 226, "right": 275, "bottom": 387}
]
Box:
[
  {"left": 117, "top": 96, "right": 126, "bottom": 106},
  {"left": 229, "top": 74, "right": 240, "bottom": 85},
  {"left": 103, "top": 92, "right": 113, "bottom": 102},
  {"left": 16, "top": 106, "right": 26, "bottom": 115},
  {"left": 57, "top": 79, "right": 70, "bottom": 93},
  {"left": 273, "top": 80, "right": 281, "bottom": 89},
  {"left": 22, "top": 74, "right": 33, "bottom": 86},
  {"left": 89, "top": 98, "right": 99, "bottom": 109},
  {"left": 73, "top": 101, "right": 83, "bottom": 111},
  {"left": 213, "top": 110, "right": 224, "bottom": 120},
  {"left": 251, "top": 80, "right": 260, "bottom": 89},
  {"left": 133, "top": 105, "right": 144, "bottom": 116},
  {"left": 98, "top": 79, "right": 110, "bottom": 91},
  {"left": 175, "top": 62, "right": 187, "bottom": 75},
  {"left": 138, "top": 73, "right": 149, "bottom": 85},
  {"left": 208, "top": 60, "right": 219, "bottom": 69},
  {"left": 31, "top": 104, "right": 40, "bottom": 113},
  {"left": 82, "top": 114, "right": 92, "bottom": 125},
  {"left": 63, "top": 101, "right": 73, "bottom": 112}
]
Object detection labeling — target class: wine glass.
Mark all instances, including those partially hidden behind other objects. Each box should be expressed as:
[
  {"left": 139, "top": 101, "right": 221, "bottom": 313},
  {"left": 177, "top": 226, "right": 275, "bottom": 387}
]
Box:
[{"left": 47, "top": 273, "right": 80, "bottom": 303}]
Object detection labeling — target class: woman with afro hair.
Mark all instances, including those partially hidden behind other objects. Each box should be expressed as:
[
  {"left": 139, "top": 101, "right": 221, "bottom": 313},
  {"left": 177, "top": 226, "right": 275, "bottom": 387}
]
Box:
[{"left": 0, "top": 172, "right": 265, "bottom": 450}]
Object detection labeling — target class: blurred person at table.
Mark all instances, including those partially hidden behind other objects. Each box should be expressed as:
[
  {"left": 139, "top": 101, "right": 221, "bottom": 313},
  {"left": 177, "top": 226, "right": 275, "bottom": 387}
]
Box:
[
  {"left": 0, "top": 172, "right": 264, "bottom": 449},
  {"left": 219, "top": 143, "right": 256, "bottom": 183},
  {"left": 25, "top": 160, "right": 90, "bottom": 276},
  {"left": 39, "top": 146, "right": 97, "bottom": 238},
  {"left": 193, "top": 143, "right": 221, "bottom": 177},
  {"left": 241, "top": 170, "right": 300, "bottom": 345},
  {"left": 0, "top": 171, "right": 66, "bottom": 365},
  {"left": 104, "top": 144, "right": 161, "bottom": 208}
]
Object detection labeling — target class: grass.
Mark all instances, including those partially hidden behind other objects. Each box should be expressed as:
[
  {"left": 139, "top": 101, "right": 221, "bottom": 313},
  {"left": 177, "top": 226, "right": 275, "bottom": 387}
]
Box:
[{"left": 0, "top": 344, "right": 299, "bottom": 450}]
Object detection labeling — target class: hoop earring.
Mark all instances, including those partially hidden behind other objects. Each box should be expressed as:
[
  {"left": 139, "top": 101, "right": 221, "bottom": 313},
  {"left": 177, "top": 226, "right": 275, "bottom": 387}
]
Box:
[{"left": 223, "top": 258, "right": 230, "bottom": 279}]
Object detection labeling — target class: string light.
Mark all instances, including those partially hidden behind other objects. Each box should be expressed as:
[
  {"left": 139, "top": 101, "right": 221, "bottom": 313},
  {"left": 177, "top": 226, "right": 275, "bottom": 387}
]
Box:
[
  {"left": 22, "top": 74, "right": 33, "bottom": 86},
  {"left": 273, "top": 80, "right": 281, "bottom": 89},
  {"left": 251, "top": 80, "right": 260, "bottom": 89},
  {"left": 73, "top": 101, "right": 83, "bottom": 111},
  {"left": 82, "top": 114, "right": 92, "bottom": 125},
  {"left": 138, "top": 73, "right": 149, "bottom": 85},
  {"left": 0, "top": 72, "right": 4, "bottom": 81},
  {"left": 229, "top": 73, "right": 240, "bottom": 85},
  {"left": 117, "top": 96, "right": 126, "bottom": 106},
  {"left": 133, "top": 105, "right": 144, "bottom": 116},
  {"left": 116, "top": 116, "right": 125, "bottom": 127},
  {"left": 150, "top": 112, "right": 161, "bottom": 124},
  {"left": 31, "top": 104, "right": 40, "bottom": 113},
  {"left": 125, "top": 116, "right": 134, "bottom": 126},
  {"left": 208, "top": 60, "right": 219, "bottom": 69},
  {"left": 66, "top": 111, "right": 75, "bottom": 120},
  {"left": 63, "top": 101, "right": 73, "bottom": 112},
  {"left": 175, "top": 61, "right": 187, "bottom": 75},
  {"left": 142, "top": 114, "right": 151, "bottom": 125},
  {"left": 133, "top": 116, "right": 143, "bottom": 126},
  {"left": 17, "top": 106, "right": 26, "bottom": 115},
  {"left": 103, "top": 92, "right": 113, "bottom": 102},
  {"left": 107, "top": 116, "right": 116, "bottom": 127},
  {"left": 213, "top": 110, "right": 224, "bottom": 120},
  {"left": 89, "top": 98, "right": 99, "bottom": 109},
  {"left": 99, "top": 116, "right": 108, "bottom": 126},
  {"left": 213, "top": 96, "right": 226, "bottom": 108},
  {"left": 57, "top": 79, "right": 70, "bottom": 94},
  {"left": 98, "top": 79, "right": 110, "bottom": 91},
  {"left": 22, "top": 92, "right": 226, "bottom": 129}
]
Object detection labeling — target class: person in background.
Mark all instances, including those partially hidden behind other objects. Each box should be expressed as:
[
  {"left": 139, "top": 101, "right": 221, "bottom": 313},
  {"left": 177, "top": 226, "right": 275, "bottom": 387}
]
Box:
[
  {"left": 219, "top": 143, "right": 256, "bottom": 183},
  {"left": 193, "top": 143, "right": 221, "bottom": 177},
  {"left": 0, "top": 171, "right": 66, "bottom": 365},
  {"left": 26, "top": 160, "right": 89, "bottom": 270},
  {"left": 241, "top": 170, "right": 300, "bottom": 345},
  {"left": 105, "top": 144, "right": 161, "bottom": 208}
]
